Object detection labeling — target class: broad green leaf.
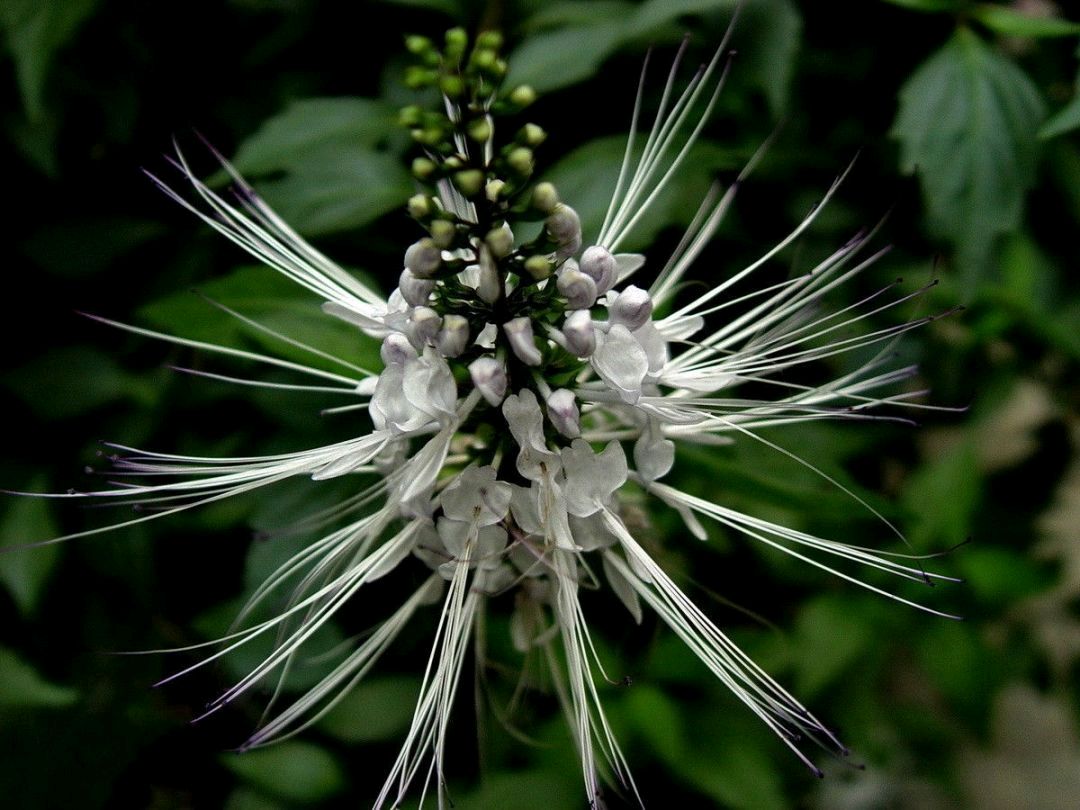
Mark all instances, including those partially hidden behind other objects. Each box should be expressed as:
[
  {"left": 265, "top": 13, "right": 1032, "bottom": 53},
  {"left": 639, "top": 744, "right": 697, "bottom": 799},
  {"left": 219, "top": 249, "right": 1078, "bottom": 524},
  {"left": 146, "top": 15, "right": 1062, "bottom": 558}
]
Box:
[
  {"left": 791, "top": 595, "right": 873, "bottom": 697},
  {"left": 902, "top": 439, "right": 979, "bottom": 547},
  {"left": 232, "top": 98, "right": 400, "bottom": 175},
  {"left": 4, "top": 346, "right": 158, "bottom": 420},
  {"left": 506, "top": 22, "right": 628, "bottom": 94},
  {"left": 221, "top": 742, "right": 346, "bottom": 803},
  {"left": 21, "top": 218, "right": 167, "bottom": 279},
  {"left": 677, "top": 712, "right": 786, "bottom": 810},
  {"left": 515, "top": 0, "right": 797, "bottom": 115},
  {"left": 377, "top": 0, "right": 462, "bottom": 13},
  {"left": 972, "top": 5, "right": 1080, "bottom": 38},
  {"left": 522, "top": 1, "right": 636, "bottom": 32},
  {"left": 138, "top": 265, "right": 382, "bottom": 376},
  {"left": 623, "top": 684, "right": 684, "bottom": 764},
  {"left": 0, "top": 478, "right": 59, "bottom": 616},
  {"left": 881, "top": 0, "right": 960, "bottom": 10},
  {"left": 318, "top": 676, "right": 421, "bottom": 743},
  {"left": 0, "top": 0, "right": 98, "bottom": 121},
  {"left": 453, "top": 768, "right": 580, "bottom": 810},
  {"left": 955, "top": 547, "right": 1054, "bottom": 604},
  {"left": 231, "top": 98, "right": 412, "bottom": 235},
  {"left": 0, "top": 647, "right": 78, "bottom": 708},
  {"left": 892, "top": 28, "right": 1045, "bottom": 284},
  {"left": 1040, "top": 91, "right": 1080, "bottom": 139}
]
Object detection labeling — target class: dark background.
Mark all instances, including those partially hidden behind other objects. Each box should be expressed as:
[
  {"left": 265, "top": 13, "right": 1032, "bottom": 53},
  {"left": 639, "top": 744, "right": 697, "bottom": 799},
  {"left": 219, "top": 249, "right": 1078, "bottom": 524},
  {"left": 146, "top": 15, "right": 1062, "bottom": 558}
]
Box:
[{"left": 1, "top": 1, "right": 1078, "bottom": 807}]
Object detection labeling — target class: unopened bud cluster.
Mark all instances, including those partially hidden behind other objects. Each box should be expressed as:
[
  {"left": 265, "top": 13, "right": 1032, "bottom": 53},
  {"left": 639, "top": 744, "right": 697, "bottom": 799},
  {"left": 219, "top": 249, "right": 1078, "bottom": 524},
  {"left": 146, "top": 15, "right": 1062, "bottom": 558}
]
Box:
[{"left": 391, "top": 28, "right": 662, "bottom": 450}]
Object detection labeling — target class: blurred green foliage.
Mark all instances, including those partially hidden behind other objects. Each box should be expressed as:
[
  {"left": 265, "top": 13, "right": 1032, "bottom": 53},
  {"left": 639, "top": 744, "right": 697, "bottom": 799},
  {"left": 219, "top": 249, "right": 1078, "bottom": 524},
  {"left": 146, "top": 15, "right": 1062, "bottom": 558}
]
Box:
[{"left": 1, "top": 0, "right": 1078, "bottom": 807}]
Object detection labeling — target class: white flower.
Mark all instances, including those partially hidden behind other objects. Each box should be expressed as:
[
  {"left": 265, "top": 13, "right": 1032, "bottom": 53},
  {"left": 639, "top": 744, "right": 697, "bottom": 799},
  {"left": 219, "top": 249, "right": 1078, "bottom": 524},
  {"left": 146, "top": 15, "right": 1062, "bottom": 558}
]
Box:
[{"left": 26, "top": 27, "right": 961, "bottom": 810}]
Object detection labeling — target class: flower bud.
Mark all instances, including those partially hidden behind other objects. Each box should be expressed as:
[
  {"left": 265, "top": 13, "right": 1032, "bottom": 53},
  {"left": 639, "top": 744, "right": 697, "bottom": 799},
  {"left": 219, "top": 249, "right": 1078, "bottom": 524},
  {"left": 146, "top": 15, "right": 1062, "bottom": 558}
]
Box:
[
  {"left": 411, "top": 156, "right": 436, "bottom": 179},
  {"left": 408, "top": 306, "right": 442, "bottom": 347},
  {"left": 477, "top": 30, "right": 503, "bottom": 50},
  {"left": 509, "top": 85, "right": 537, "bottom": 108},
  {"left": 437, "top": 314, "right": 469, "bottom": 358},
  {"left": 444, "top": 27, "right": 468, "bottom": 60},
  {"left": 506, "top": 147, "right": 534, "bottom": 176},
  {"left": 467, "top": 117, "right": 492, "bottom": 143},
  {"left": 485, "top": 225, "right": 514, "bottom": 259},
  {"left": 398, "top": 269, "right": 436, "bottom": 306},
  {"left": 485, "top": 179, "right": 506, "bottom": 202},
  {"left": 407, "top": 194, "right": 431, "bottom": 219},
  {"left": 477, "top": 246, "right": 501, "bottom": 304},
  {"left": 429, "top": 219, "right": 456, "bottom": 249},
  {"left": 503, "top": 317, "right": 542, "bottom": 366},
  {"left": 546, "top": 204, "right": 581, "bottom": 260},
  {"left": 405, "top": 35, "right": 433, "bottom": 55},
  {"left": 608, "top": 285, "right": 653, "bottom": 330},
  {"left": 453, "top": 169, "right": 484, "bottom": 198},
  {"left": 532, "top": 182, "right": 559, "bottom": 214},
  {"left": 546, "top": 389, "right": 581, "bottom": 438},
  {"left": 439, "top": 73, "right": 465, "bottom": 98},
  {"left": 562, "top": 310, "right": 596, "bottom": 357},
  {"left": 381, "top": 332, "right": 417, "bottom": 366},
  {"left": 518, "top": 123, "right": 546, "bottom": 147},
  {"left": 404, "top": 238, "right": 441, "bottom": 278},
  {"left": 556, "top": 268, "right": 597, "bottom": 309},
  {"left": 523, "top": 255, "right": 552, "bottom": 281},
  {"left": 469, "top": 357, "right": 508, "bottom": 406},
  {"left": 580, "top": 245, "right": 616, "bottom": 294}
]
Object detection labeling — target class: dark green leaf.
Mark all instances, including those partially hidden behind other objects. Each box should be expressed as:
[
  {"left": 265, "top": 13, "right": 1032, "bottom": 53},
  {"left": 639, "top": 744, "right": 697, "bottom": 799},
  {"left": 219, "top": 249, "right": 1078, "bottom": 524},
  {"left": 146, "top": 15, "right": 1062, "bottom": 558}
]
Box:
[
  {"left": 0, "top": 478, "right": 59, "bottom": 616},
  {"left": 956, "top": 547, "right": 1054, "bottom": 604},
  {"left": 1040, "top": 91, "right": 1080, "bottom": 139},
  {"left": 881, "top": 0, "right": 960, "bottom": 11},
  {"left": 138, "top": 265, "right": 382, "bottom": 376},
  {"left": 791, "top": 595, "right": 874, "bottom": 697},
  {"left": 232, "top": 98, "right": 400, "bottom": 175},
  {"left": 0, "top": 0, "right": 98, "bottom": 121},
  {"left": 231, "top": 98, "right": 412, "bottom": 235},
  {"left": 221, "top": 742, "right": 346, "bottom": 803},
  {"left": 506, "top": 23, "right": 628, "bottom": 94},
  {"left": 4, "top": 346, "right": 158, "bottom": 420},
  {"left": 624, "top": 684, "right": 684, "bottom": 764},
  {"left": 0, "top": 647, "right": 78, "bottom": 708},
  {"left": 972, "top": 5, "right": 1080, "bottom": 38},
  {"left": 892, "top": 28, "right": 1045, "bottom": 283},
  {"left": 902, "top": 440, "right": 979, "bottom": 546},
  {"left": 318, "top": 676, "right": 421, "bottom": 743}
]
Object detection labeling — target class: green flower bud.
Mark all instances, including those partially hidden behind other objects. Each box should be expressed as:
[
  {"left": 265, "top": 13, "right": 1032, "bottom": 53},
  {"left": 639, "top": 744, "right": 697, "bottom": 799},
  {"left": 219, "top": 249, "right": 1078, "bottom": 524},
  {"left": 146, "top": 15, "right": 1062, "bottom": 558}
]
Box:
[
  {"left": 485, "top": 226, "right": 514, "bottom": 258},
  {"left": 471, "top": 48, "right": 497, "bottom": 71},
  {"left": 439, "top": 74, "right": 465, "bottom": 99},
  {"left": 532, "top": 181, "right": 559, "bottom": 214},
  {"left": 443, "top": 156, "right": 464, "bottom": 171},
  {"left": 407, "top": 194, "right": 431, "bottom": 219},
  {"left": 519, "top": 123, "right": 546, "bottom": 147},
  {"left": 453, "top": 169, "right": 485, "bottom": 197},
  {"left": 524, "top": 255, "right": 553, "bottom": 281},
  {"left": 444, "top": 27, "right": 467, "bottom": 60},
  {"left": 405, "top": 66, "right": 437, "bottom": 89},
  {"left": 485, "top": 179, "right": 506, "bottom": 202},
  {"left": 506, "top": 146, "right": 534, "bottom": 175},
  {"left": 412, "top": 157, "right": 437, "bottom": 180},
  {"left": 411, "top": 127, "right": 443, "bottom": 147},
  {"left": 467, "top": 118, "right": 492, "bottom": 143},
  {"left": 430, "top": 219, "right": 457, "bottom": 248},
  {"left": 476, "top": 31, "right": 503, "bottom": 51},
  {"left": 399, "top": 105, "right": 423, "bottom": 127},
  {"left": 509, "top": 85, "right": 537, "bottom": 108},
  {"left": 405, "top": 35, "right": 432, "bottom": 55}
]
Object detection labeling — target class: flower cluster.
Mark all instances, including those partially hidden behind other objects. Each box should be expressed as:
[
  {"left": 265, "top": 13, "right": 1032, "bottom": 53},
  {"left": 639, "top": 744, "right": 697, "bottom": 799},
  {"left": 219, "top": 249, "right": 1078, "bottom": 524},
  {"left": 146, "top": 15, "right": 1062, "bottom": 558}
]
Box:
[{"left": 39, "top": 26, "right": 957, "bottom": 809}]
